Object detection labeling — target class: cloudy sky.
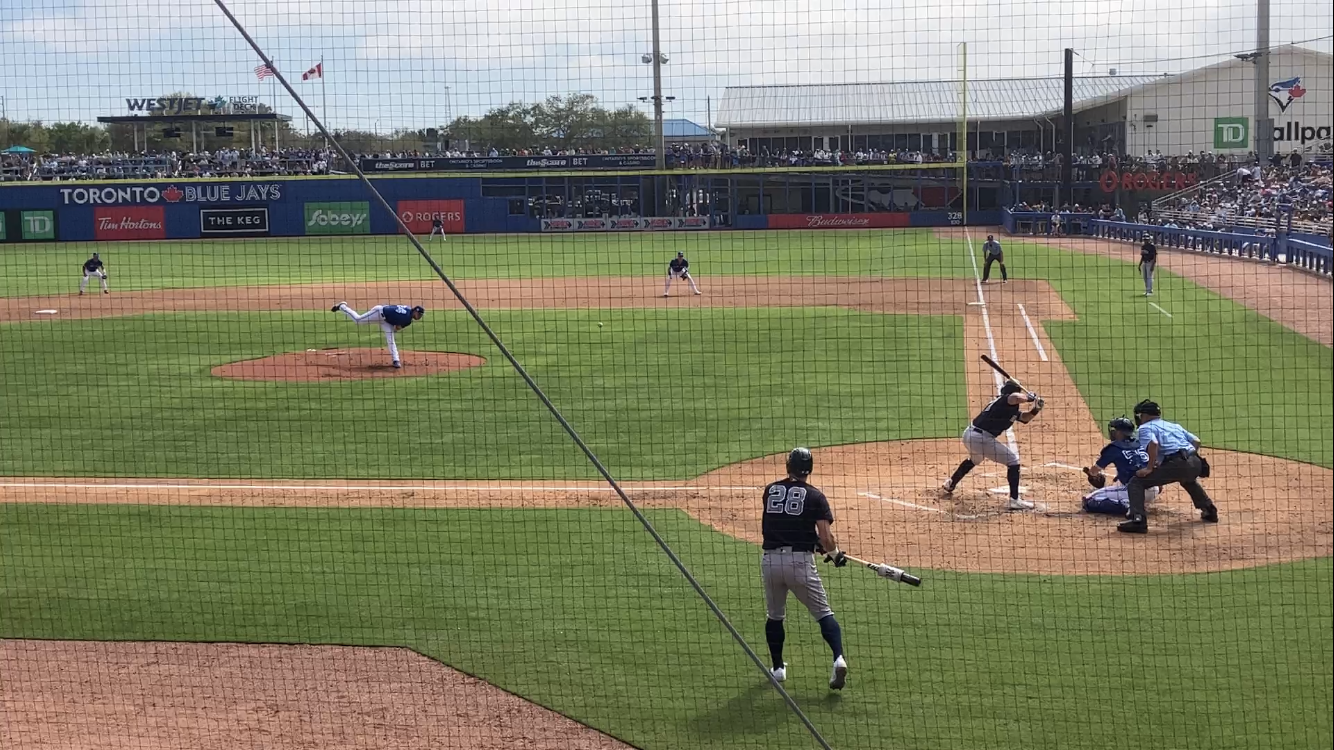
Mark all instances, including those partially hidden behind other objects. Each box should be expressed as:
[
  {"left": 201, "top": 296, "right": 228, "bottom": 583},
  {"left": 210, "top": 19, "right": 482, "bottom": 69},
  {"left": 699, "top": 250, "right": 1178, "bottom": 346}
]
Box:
[{"left": 1, "top": 0, "right": 1329, "bottom": 132}]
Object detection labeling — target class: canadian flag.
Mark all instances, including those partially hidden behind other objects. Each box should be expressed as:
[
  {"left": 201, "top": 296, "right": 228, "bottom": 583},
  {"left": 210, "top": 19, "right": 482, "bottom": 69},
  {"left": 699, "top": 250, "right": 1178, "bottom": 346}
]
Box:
[{"left": 302, "top": 62, "right": 323, "bottom": 81}]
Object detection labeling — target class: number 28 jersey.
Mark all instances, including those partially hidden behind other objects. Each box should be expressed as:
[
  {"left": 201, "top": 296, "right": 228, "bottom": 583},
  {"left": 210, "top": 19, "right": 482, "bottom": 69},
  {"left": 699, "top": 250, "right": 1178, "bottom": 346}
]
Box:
[{"left": 761, "top": 479, "right": 833, "bottom": 551}]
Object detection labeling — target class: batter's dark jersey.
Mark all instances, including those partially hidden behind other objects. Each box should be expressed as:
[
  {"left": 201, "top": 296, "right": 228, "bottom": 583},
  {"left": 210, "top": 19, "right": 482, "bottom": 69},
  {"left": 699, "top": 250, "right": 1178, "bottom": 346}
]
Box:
[
  {"left": 668, "top": 257, "right": 689, "bottom": 275},
  {"left": 972, "top": 394, "right": 1021, "bottom": 437},
  {"left": 761, "top": 478, "right": 833, "bottom": 551},
  {"left": 1141, "top": 241, "right": 1157, "bottom": 264},
  {"left": 83, "top": 258, "right": 104, "bottom": 273}
]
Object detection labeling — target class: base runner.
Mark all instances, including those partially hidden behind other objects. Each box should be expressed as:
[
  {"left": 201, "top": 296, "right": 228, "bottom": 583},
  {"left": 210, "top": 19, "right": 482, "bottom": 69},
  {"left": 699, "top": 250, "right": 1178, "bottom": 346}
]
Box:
[
  {"left": 761, "top": 447, "right": 850, "bottom": 690},
  {"left": 331, "top": 302, "right": 425, "bottom": 368}
]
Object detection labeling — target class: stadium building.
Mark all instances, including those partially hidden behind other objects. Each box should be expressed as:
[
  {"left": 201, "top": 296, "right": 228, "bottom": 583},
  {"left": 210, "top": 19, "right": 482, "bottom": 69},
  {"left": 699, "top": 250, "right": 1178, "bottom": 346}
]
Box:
[{"left": 716, "top": 45, "right": 1331, "bottom": 160}]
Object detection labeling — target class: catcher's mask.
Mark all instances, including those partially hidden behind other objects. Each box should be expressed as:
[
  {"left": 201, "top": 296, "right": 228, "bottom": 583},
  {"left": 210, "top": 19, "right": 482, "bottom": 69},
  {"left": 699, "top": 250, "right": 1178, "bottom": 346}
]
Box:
[{"left": 1108, "top": 416, "right": 1136, "bottom": 441}]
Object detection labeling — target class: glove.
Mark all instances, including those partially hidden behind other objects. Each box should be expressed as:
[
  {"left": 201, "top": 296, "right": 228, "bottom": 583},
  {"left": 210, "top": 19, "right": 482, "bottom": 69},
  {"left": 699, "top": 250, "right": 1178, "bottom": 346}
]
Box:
[
  {"left": 826, "top": 551, "right": 848, "bottom": 568},
  {"left": 1033, "top": 397, "right": 1045, "bottom": 410},
  {"left": 1087, "top": 472, "right": 1106, "bottom": 489},
  {"left": 1198, "top": 454, "right": 1211, "bottom": 478}
]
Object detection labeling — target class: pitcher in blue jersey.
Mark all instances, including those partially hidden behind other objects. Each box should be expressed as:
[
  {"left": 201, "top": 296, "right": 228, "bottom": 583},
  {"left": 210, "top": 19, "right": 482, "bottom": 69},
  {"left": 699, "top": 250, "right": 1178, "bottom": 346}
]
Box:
[{"left": 331, "top": 302, "right": 425, "bottom": 369}]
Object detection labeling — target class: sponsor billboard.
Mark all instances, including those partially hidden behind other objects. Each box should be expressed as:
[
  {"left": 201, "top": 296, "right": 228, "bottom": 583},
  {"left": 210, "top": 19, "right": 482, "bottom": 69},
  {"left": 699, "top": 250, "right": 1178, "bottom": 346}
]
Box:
[
  {"left": 304, "top": 202, "right": 371, "bottom": 235},
  {"left": 21, "top": 210, "right": 57, "bottom": 240},
  {"left": 201, "top": 207, "right": 270, "bottom": 237},
  {"left": 540, "top": 216, "right": 711, "bottom": 232},
  {"left": 93, "top": 206, "right": 166, "bottom": 240},
  {"left": 1098, "top": 170, "right": 1198, "bottom": 193},
  {"left": 1213, "top": 117, "right": 1250, "bottom": 149},
  {"left": 363, "top": 154, "right": 658, "bottom": 173},
  {"left": 396, "top": 199, "right": 465, "bottom": 234},
  {"left": 766, "top": 213, "right": 911, "bottom": 230}
]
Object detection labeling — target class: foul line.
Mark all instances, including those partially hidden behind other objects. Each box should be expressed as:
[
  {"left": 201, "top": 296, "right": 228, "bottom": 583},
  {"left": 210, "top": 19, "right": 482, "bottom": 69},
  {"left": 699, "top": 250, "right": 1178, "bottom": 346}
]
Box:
[
  {"left": 964, "top": 232, "right": 1019, "bottom": 452},
  {"left": 1016, "top": 304, "right": 1049, "bottom": 362},
  {"left": 1149, "top": 302, "right": 1174, "bottom": 318},
  {"left": 0, "top": 481, "right": 759, "bottom": 493}
]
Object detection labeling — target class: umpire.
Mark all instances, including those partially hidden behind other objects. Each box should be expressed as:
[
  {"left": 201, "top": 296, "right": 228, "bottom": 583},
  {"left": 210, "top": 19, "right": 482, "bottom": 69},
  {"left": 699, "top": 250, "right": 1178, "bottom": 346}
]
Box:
[
  {"left": 981, "top": 234, "right": 1007, "bottom": 283},
  {"left": 1119, "top": 400, "right": 1218, "bottom": 534}
]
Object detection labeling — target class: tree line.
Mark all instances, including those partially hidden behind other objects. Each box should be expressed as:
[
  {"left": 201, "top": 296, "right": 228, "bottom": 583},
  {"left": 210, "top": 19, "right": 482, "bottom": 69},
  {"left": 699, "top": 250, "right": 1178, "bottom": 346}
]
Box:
[{"left": 2, "top": 93, "right": 652, "bottom": 156}]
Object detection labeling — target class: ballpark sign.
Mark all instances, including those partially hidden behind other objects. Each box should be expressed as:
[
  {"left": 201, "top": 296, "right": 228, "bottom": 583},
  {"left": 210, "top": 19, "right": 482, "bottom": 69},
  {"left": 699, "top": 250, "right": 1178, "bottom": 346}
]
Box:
[
  {"left": 1213, "top": 117, "right": 1249, "bottom": 149},
  {"left": 59, "top": 183, "right": 284, "bottom": 206},
  {"left": 305, "top": 202, "right": 371, "bottom": 235}
]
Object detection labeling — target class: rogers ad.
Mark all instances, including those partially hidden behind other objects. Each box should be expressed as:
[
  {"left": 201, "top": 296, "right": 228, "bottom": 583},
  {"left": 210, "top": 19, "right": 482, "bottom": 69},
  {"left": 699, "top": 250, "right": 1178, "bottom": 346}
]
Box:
[
  {"left": 767, "top": 213, "right": 911, "bottom": 230},
  {"left": 396, "top": 199, "right": 465, "bottom": 234},
  {"left": 93, "top": 206, "right": 166, "bottom": 240}
]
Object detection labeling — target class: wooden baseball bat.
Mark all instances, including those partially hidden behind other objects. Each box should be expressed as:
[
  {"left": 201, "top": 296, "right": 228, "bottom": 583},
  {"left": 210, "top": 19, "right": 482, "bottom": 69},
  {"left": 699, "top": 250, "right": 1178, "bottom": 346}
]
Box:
[
  {"left": 842, "top": 554, "right": 922, "bottom": 587},
  {"left": 980, "top": 354, "right": 1027, "bottom": 391}
]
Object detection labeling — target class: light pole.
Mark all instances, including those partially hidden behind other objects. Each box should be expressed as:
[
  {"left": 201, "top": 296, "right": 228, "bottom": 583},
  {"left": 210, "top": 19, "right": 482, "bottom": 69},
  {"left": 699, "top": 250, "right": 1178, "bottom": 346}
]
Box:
[{"left": 642, "top": 39, "right": 669, "bottom": 168}]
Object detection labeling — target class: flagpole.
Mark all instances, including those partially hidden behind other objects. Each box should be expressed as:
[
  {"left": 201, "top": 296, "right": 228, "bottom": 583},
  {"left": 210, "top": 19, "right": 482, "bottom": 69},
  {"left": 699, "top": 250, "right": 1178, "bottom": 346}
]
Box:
[{"left": 320, "top": 56, "right": 329, "bottom": 151}]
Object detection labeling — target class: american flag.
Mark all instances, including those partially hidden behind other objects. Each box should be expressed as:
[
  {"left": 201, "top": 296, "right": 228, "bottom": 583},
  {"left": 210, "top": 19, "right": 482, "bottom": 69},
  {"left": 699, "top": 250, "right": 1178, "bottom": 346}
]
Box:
[{"left": 254, "top": 64, "right": 276, "bottom": 81}]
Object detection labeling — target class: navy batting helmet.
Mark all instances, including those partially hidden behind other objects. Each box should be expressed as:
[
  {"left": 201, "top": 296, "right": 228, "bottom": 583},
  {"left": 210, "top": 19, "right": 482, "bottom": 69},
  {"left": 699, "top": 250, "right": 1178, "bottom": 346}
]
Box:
[
  {"left": 786, "top": 447, "right": 813, "bottom": 478},
  {"left": 1108, "top": 417, "right": 1136, "bottom": 440},
  {"left": 1000, "top": 379, "right": 1023, "bottom": 396}
]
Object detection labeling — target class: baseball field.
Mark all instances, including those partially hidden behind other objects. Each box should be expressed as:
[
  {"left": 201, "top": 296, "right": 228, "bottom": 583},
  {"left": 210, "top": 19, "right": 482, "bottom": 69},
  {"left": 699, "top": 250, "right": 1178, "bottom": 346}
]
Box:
[{"left": 1, "top": 228, "right": 1331, "bottom": 749}]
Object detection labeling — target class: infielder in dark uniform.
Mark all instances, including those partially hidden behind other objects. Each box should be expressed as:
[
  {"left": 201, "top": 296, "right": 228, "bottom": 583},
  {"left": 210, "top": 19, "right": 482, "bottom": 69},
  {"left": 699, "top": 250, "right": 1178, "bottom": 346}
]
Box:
[
  {"left": 80, "top": 252, "right": 108, "bottom": 295},
  {"left": 1138, "top": 237, "right": 1157, "bottom": 296},
  {"left": 941, "top": 380, "right": 1044, "bottom": 510},
  {"left": 761, "top": 447, "right": 850, "bottom": 690},
  {"left": 1118, "top": 400, "right": 1218, "bottom": 534},
  {"left": 429, "top": 216, "right": 447, "bottom": 241},
  {"left": 981, "top": 234, "right": 1007, "bottom": 283},
  {"left": 663, "top": 251, "right": 701, "bottom": 296}
]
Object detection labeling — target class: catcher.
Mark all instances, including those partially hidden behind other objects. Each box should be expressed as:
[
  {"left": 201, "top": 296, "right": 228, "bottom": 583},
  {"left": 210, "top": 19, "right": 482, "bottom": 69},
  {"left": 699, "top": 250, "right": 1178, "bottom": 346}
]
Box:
[
  {"left": 662, "top": 252, "right": 702, "bottom": 296},
  {"left": 1082, "top": 417, "right": 1160, "bottom": 515}
]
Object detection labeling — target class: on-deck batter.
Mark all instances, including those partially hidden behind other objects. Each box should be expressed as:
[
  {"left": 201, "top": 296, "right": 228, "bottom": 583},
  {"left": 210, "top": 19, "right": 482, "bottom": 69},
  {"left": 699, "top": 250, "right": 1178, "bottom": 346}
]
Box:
[{"left": 331, "top": 302, "right": 425, "bottom": 368}]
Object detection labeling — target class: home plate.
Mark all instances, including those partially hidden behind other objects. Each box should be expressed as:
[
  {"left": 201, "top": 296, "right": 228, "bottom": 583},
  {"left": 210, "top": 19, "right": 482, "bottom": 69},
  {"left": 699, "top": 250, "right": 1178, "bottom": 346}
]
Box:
[{"left": 35, "top": 309, "right": 58, "bottom": 315}]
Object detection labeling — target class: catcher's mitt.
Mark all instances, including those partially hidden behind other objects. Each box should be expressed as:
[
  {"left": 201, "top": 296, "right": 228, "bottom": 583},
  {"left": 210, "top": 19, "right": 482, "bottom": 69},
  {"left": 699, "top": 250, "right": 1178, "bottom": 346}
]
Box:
[
  {"left": 1086, "top": 472, "right": 1106, "bottom": 489},
  {"left": 1198, "top": 454, "right": 1211, "bottom": 478}
]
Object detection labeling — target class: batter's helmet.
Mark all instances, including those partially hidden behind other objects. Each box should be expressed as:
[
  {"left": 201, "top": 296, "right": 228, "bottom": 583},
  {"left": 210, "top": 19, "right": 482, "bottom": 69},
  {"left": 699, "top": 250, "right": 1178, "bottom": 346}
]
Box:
[
  {"left": 1108, "top": 416, "right": 1136, "bottom": 440},
  {"left": 1000, "top": 379, "right": 1023, "bottom": 396},
  {"left": 411, "top": 305, "right": 426, "bottom": 318},
  {"left": 786, "top": 447, "right": 813, "bottom": 478}
]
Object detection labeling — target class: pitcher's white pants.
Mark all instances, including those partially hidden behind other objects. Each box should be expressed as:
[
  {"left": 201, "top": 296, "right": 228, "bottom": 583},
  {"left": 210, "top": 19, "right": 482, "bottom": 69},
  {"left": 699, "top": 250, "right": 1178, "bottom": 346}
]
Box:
[{"left": 338, "top": 304, "right": 400, "bottom": 363}]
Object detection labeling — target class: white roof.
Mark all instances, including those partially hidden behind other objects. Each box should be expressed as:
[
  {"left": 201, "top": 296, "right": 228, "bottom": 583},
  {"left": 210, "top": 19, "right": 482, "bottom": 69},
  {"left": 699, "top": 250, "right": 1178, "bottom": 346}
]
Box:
[{"left": 716, "top": 75, "right": 1165, "bottom": 129}]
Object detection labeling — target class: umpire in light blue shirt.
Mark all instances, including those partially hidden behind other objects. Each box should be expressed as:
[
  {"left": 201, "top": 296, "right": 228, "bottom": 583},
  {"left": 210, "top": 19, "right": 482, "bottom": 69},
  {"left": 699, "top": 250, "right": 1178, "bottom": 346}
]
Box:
[{"left": 1119, "top": 399, "right": 1219, "bottom": 534}]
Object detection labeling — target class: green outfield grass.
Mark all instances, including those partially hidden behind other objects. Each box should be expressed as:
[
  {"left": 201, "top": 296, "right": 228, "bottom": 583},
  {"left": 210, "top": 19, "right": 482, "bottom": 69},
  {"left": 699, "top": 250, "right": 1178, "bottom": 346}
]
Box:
[
  {"left": 0, "top": 307, "right": 964, "bottom": 478},
  {"left": 2, "top": 503, "right": 1330, "bottom": 750},
  {"left": 0, "top": 230, "right": 974, "bottom": 297}
]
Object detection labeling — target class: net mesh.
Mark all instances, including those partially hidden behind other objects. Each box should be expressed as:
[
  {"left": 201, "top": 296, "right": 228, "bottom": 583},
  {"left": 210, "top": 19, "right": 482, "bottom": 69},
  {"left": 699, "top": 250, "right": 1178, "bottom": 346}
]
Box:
[{"left": 1, "top": 1, "right": 1331, "bottom": 749}]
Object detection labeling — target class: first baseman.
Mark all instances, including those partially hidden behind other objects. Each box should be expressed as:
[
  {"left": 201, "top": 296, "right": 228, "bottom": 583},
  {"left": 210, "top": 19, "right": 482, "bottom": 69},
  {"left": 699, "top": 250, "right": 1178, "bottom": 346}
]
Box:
[
  {"left": 1082, "top": 417, "right": 1160, "bottom": 515},
  {"left": 663, "top": 252, "right": 701, "bottom": 296},
  {"left": 80, "top": 253, "right": 108, "bottom": 295},
  {"left": 981, "top": 234, "right": 1008, "bottom": 283},
  {"left": 941, "top": 379, "right": 1044, "bottom": 510},
  {"left": 331, "top": 302, "right": 425, "bottom": 368},
  {"left": 429, "top": 216, "right": 447, "bottom": 241},
  {"left": 761, "top": 447, "right": 850, "bottom": 690},
  {"left": 1119, "top": 400, "right": 1218, "bottom": 534}
]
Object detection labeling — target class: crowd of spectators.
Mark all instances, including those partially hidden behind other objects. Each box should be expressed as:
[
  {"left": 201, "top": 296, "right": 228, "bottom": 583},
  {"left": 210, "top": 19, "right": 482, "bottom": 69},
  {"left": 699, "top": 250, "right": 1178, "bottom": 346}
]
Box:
[
  {"left": 0, "top": 148, "right": 334, "bottom": 181},
  {"left": 1154, "top": 163, "right": 1332, "bottom": 231}
]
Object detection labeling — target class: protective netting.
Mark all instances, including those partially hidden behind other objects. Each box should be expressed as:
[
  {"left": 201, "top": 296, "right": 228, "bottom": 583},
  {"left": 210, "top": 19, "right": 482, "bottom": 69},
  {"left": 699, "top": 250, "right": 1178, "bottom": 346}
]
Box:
[{"left": 1, "top": 1, "right": 1331, "bottom": 749}]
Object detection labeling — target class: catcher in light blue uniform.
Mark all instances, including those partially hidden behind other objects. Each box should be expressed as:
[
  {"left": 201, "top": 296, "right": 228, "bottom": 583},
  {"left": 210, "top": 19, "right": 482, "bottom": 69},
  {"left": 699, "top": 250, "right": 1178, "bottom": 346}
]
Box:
[{"left": 1082, "top": 417, "right": 1159, "bottom": 514}]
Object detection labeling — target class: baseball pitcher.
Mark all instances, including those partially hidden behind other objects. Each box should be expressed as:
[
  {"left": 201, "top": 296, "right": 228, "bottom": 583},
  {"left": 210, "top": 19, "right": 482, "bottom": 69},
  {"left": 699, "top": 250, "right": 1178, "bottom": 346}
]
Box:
[
  {"left": 761, "top": 447, "right": 850, "bottom": 690},
  {"left": 331, "top": 302, "right": 425, "bottom": 368}
]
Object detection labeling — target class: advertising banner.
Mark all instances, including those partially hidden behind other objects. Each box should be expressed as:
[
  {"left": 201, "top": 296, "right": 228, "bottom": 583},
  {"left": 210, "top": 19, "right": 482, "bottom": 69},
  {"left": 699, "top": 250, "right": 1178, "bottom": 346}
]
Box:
[
  {"left": 540, "top": 216, "right": 712, "bottom": 232},
  {"left": 396, "top": 199, "right": 465, "bottom": 234},
  {"left": 59, "top": 182, "right": 284, "bottom": 206},
  {"left": 93, "top": 206, "right": 166, "bottom": 240},
  {"left": 1098, "top": 170, "right": 1198, "bottom": 193},
  {"left": 21, "top": 210, "right": 57, "bottom": 240},
  {"left": 767, "top": 213, "right": 911, "bottom": 229},
  {"left": 200, "top": 207, "right": 270, "bottom": 237},
  {"left": 364, "top": 154, "right": 657, "bottom": 173},
  {"left": 304, "top": 202, "right": 371, "bottom": 235}
]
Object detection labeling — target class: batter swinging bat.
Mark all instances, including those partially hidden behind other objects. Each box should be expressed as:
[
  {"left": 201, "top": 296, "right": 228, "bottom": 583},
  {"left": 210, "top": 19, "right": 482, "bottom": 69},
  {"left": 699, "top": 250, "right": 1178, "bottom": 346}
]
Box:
[
  {"left": 980, "top": 354, "right": 1027, "bottom": 391},
  {"left": 843, "top": 554, "right": 922, "bottom": 587}
]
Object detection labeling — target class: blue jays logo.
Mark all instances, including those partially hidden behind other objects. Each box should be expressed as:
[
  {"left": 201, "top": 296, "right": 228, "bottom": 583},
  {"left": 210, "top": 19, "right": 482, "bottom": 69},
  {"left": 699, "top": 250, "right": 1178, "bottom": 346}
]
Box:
[{"left": 1268, "top": 77, "right": 1307, "bottom": 112}]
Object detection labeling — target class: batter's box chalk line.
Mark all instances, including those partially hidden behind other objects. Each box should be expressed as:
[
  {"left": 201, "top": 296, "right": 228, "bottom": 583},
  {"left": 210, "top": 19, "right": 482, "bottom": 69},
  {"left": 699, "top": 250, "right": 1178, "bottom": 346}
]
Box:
[
  {"left": 857, "top": 491, "right": 1014, "bottom": 521},
  {"left": 1044, "top": 462, "right": 1086, "bottom": 472}
]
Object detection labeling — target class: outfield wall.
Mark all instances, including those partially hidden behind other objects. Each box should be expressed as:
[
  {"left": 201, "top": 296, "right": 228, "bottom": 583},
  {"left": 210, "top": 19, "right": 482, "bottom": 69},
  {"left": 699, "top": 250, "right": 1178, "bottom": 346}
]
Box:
[{"left": 0, "top": 175, "right": 995, "bottom": 242}]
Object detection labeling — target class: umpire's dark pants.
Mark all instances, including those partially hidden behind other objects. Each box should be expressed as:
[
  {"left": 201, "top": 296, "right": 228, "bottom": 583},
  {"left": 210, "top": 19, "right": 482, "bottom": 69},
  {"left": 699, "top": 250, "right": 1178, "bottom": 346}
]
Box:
[
  {"left": 1127, "top": 451, "right": 1213, "bottom": 517},
  {"left": 983, "top": 254, "right": 1007, "bottom": 281}
]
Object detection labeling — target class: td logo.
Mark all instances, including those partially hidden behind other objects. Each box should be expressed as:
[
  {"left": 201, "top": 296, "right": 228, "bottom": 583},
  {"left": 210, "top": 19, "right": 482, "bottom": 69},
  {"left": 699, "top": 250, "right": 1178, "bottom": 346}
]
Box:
[
  {"left": 22, "top": 211, "right": 56, "bottom": 240},
  {"left": 304, "top": 202, "right": 371, "bottom": 235},
  {"left": 1213, "top": 117, "right": 1250, "bottom": 149}
]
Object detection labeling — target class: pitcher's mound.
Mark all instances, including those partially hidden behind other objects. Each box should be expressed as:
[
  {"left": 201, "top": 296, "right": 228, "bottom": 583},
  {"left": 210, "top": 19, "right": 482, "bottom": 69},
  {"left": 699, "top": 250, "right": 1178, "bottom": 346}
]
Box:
[{"left": 214, "top": 348, "right": 486, "bottom": 382}]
